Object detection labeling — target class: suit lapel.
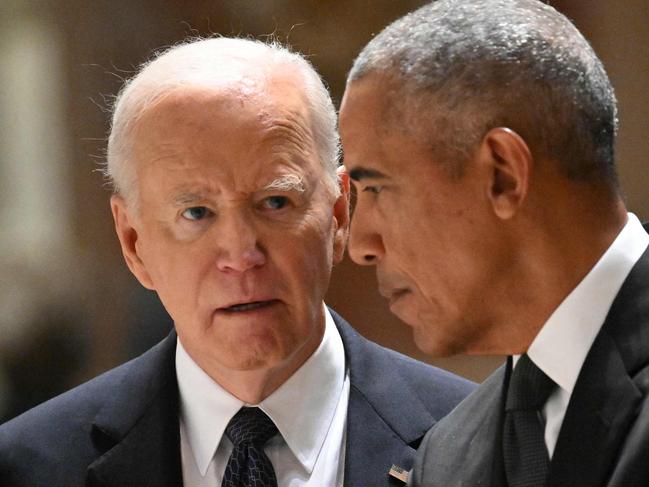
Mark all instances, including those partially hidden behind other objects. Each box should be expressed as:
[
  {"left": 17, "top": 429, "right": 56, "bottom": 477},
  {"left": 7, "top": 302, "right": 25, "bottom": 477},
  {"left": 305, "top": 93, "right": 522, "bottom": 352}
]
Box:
[
  {"left": 86, "top": 332, "right": 183, "bottom": 487},
  {"left": 416, "top": 365, "right": 508, "bottom": 487},
  {"left": 344, "top": 387, "right": 421, "bottom": 486},
  {"left": 548, "top": 332, "right": 641, "bottom": 486},
  {"left": 606, "top": 390, "right": 649, "bottom": 486},
  {"left": 549, "top": 246, "right": 649, "bottom": 486},
  {"left": 330, "top": 310, "right": 438, "bottom": 486}
]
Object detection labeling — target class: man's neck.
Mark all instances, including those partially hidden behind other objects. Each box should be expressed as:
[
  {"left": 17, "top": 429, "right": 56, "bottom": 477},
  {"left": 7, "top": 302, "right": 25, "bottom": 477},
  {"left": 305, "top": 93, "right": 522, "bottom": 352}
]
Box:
[
  {"left": 183, "top": 324, "right": 325, "bottom": 404},
  {"left": 482, "top": 186, "right": 628, "bottom": 355}
]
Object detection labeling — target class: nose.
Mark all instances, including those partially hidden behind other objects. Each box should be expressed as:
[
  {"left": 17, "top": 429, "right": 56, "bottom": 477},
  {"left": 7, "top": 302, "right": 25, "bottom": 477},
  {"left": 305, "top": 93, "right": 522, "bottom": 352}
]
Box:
[
  {"left": 348, "top": 204, "right": 384, "bottom": 266},
  {"left": 215, "top": 211, "right": 266, "bottom": 273}
]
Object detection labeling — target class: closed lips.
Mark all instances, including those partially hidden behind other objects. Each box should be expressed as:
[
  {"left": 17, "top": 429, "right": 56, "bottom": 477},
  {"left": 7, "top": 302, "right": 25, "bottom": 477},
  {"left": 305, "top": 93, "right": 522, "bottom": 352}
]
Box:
[{"left": 219, "top": 300, "right": 279, "bottom": 312}]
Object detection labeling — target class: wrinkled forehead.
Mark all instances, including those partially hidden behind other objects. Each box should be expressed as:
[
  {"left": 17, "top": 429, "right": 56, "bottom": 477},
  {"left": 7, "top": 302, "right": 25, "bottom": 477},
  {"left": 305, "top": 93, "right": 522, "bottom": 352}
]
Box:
[
  {"left": 130, "top": 74, "right": 318, "bottom": 175},
  {"left": 127, "top": 73, "right": 325, "bottom": 197},
  {"left": 136, "top": 66, "right": 312, "bottom": 133}
]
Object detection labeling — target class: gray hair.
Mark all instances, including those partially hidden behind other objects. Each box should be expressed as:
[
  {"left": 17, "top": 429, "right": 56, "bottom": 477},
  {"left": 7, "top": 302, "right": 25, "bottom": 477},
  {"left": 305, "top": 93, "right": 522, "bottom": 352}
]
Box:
[
  {"left": 348, "top": 0, "right": 618, "bottom": 184},
  {"left": 104, "top": 37, "right": 340, "bottom": 205}
]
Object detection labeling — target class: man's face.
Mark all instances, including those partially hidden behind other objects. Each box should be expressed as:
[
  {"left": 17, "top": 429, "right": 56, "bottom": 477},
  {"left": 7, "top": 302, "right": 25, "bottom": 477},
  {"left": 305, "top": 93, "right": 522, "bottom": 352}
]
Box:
[
  {"left": 339, "top": 75, "right": 508, "bottom": 357},
  {"left": 112, "top": 73, "right": 348, "bottom": 378}
]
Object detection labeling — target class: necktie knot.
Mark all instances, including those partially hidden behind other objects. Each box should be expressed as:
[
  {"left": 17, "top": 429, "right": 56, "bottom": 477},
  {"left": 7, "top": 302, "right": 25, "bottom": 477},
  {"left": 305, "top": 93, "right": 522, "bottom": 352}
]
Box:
[
  {"left": 506, "top": 354, "right": 556, "bottom": 411},
  {"left": 222, "top": 407, "right": 279, "bottom": 487},
  {"left": 225, "top": 407, "right": 278, "bottom": 448}
]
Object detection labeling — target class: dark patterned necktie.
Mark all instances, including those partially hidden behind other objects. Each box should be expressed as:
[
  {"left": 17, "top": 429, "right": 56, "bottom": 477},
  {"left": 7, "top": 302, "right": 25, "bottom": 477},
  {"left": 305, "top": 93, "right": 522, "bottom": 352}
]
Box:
[
  {"left": 222, "top": 407, "right": 279, "bottom": 487},
  {"left": 503, "top": 354, "right": 556, "bottom": 487}
]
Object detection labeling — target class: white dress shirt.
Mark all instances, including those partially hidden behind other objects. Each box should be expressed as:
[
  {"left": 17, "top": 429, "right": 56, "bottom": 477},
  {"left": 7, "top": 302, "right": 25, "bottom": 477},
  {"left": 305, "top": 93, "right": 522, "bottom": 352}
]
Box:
[
  {"left": 176, "top": 305, "right": 349, "bottom": 487},
  {"left": 514, "top": 213, "right": 649, "bottom": 457}
]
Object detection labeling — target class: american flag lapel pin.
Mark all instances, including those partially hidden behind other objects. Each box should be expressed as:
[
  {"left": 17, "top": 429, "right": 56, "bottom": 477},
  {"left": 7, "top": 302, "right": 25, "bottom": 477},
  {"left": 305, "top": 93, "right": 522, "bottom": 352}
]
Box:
[{"left": 389, "top": 464, "right": 409, "bottom": 484}]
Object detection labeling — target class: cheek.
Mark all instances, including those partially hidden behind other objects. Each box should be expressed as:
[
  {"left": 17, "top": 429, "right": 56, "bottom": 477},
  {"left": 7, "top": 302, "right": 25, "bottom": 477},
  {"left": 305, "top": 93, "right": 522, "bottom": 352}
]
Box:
[
  {"left": 284, "top": 234, "right": 332, "bottom": 287},
  {"left": 277, "top": 219, "right": 334, "bottom": 298},
  {"left": 144, "top": 246, "right": 193, "bottom": 290},
  {"left": 140, "top": 242, "right": 211, "bottom": 321},
  {"left": 301, "top": 208, "right": 336, "bottom": 260},
  {"left": 384, "top": 215, "right": 425, "bottom": 267}
]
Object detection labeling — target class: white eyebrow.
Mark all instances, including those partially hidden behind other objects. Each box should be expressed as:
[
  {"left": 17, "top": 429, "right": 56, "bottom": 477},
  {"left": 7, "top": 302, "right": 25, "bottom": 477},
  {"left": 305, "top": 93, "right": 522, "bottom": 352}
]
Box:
[{"left": 262, "top": 174, "right": 306, "bottom": 193}]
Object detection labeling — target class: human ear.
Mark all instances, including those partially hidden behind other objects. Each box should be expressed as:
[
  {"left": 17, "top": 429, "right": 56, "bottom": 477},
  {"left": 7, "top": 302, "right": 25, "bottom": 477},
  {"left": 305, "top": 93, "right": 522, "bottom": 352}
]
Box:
[
  {"left": 332, "top": 167, "right": 351, "bottom": 264},
  {"left": 110, "top": 195, "right": 155, "bottom": 289},
  {"left": 479, "top": 128, "right": 532, "bottom": 220}
]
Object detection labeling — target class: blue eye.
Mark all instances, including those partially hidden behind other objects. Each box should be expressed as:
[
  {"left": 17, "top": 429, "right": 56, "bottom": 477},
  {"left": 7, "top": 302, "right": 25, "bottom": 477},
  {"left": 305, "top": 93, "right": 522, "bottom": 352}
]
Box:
[
  {"left": 182, "top": 206, "right": 209, "bottom": 220},
  {"left": 262, "top": 196, "right": 288, "bottom": 210}
]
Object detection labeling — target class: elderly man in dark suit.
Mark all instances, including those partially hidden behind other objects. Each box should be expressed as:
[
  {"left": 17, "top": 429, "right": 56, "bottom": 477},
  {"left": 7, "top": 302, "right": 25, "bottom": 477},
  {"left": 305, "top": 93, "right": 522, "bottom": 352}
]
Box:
[
  {"left": 0, "top": 38, "right": 473, "bottom": 486},
  {"left": 339, "top": 0, "right": 649, "bottom": 485}
]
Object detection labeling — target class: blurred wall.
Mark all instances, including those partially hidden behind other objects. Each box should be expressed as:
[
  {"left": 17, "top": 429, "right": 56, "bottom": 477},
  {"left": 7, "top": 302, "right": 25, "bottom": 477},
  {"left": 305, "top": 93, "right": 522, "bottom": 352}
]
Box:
[{"left": 0, "top": 0, "right": 647, "bottom": 420}]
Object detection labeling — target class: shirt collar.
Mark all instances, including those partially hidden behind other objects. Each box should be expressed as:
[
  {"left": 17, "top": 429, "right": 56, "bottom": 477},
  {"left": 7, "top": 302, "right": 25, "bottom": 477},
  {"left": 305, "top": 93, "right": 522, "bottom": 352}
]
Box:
[
  {"left": 523, "top": 213, "right": 649, "bottom": 394},
  {"left": 176, "top": 304, "right": 346, "bottom": 476},
  {"left": 176, "top": 336, "right": 242, "bottom": 476}
]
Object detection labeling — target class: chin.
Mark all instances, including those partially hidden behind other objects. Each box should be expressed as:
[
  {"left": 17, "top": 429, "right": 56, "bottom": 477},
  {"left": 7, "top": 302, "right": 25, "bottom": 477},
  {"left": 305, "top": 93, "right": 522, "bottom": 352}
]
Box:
[
  {"left": 391, "top": 307, "right": 419, "bottom": 329},
  {"left": 219, "top": 347, "right": 284, "bottom": 371},
  {"left": 413, "top": 336, "right": 445, "bottom": 357},
  {"left": 411, "top": 325, "right": 457, "bottom": 358}
]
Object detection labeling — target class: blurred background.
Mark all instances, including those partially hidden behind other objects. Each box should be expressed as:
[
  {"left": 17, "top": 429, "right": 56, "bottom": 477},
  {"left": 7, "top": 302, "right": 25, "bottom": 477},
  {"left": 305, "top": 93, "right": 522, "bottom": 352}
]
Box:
[{"left": 0, "top": 0, "right": 647, "bottom": 422}]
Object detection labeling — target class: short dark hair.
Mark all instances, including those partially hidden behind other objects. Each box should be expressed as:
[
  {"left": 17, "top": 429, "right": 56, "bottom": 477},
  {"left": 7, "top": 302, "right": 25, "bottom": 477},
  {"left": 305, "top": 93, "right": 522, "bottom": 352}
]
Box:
[{"left": 349, "top": 0, "right": 618, "bottom": 184}]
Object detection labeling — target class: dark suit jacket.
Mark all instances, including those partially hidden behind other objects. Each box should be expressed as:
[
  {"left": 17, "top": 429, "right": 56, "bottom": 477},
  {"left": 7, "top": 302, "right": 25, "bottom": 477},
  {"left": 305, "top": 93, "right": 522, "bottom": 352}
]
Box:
[
  {"left": 410, "top": 246, "right": 649, "bottom": 487},
  {"left": 0, "top": 309, "right": 474, "bottom": 486}
]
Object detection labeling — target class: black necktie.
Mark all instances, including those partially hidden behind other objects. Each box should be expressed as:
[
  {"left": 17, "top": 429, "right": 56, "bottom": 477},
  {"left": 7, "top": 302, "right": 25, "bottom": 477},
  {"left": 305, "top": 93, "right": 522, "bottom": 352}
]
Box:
[
  {"left": 503, "top": 354, "right": 556, "bottom": 487},
  {"left": 222, "top": 407, "right": 279, "bottom": 487}
]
